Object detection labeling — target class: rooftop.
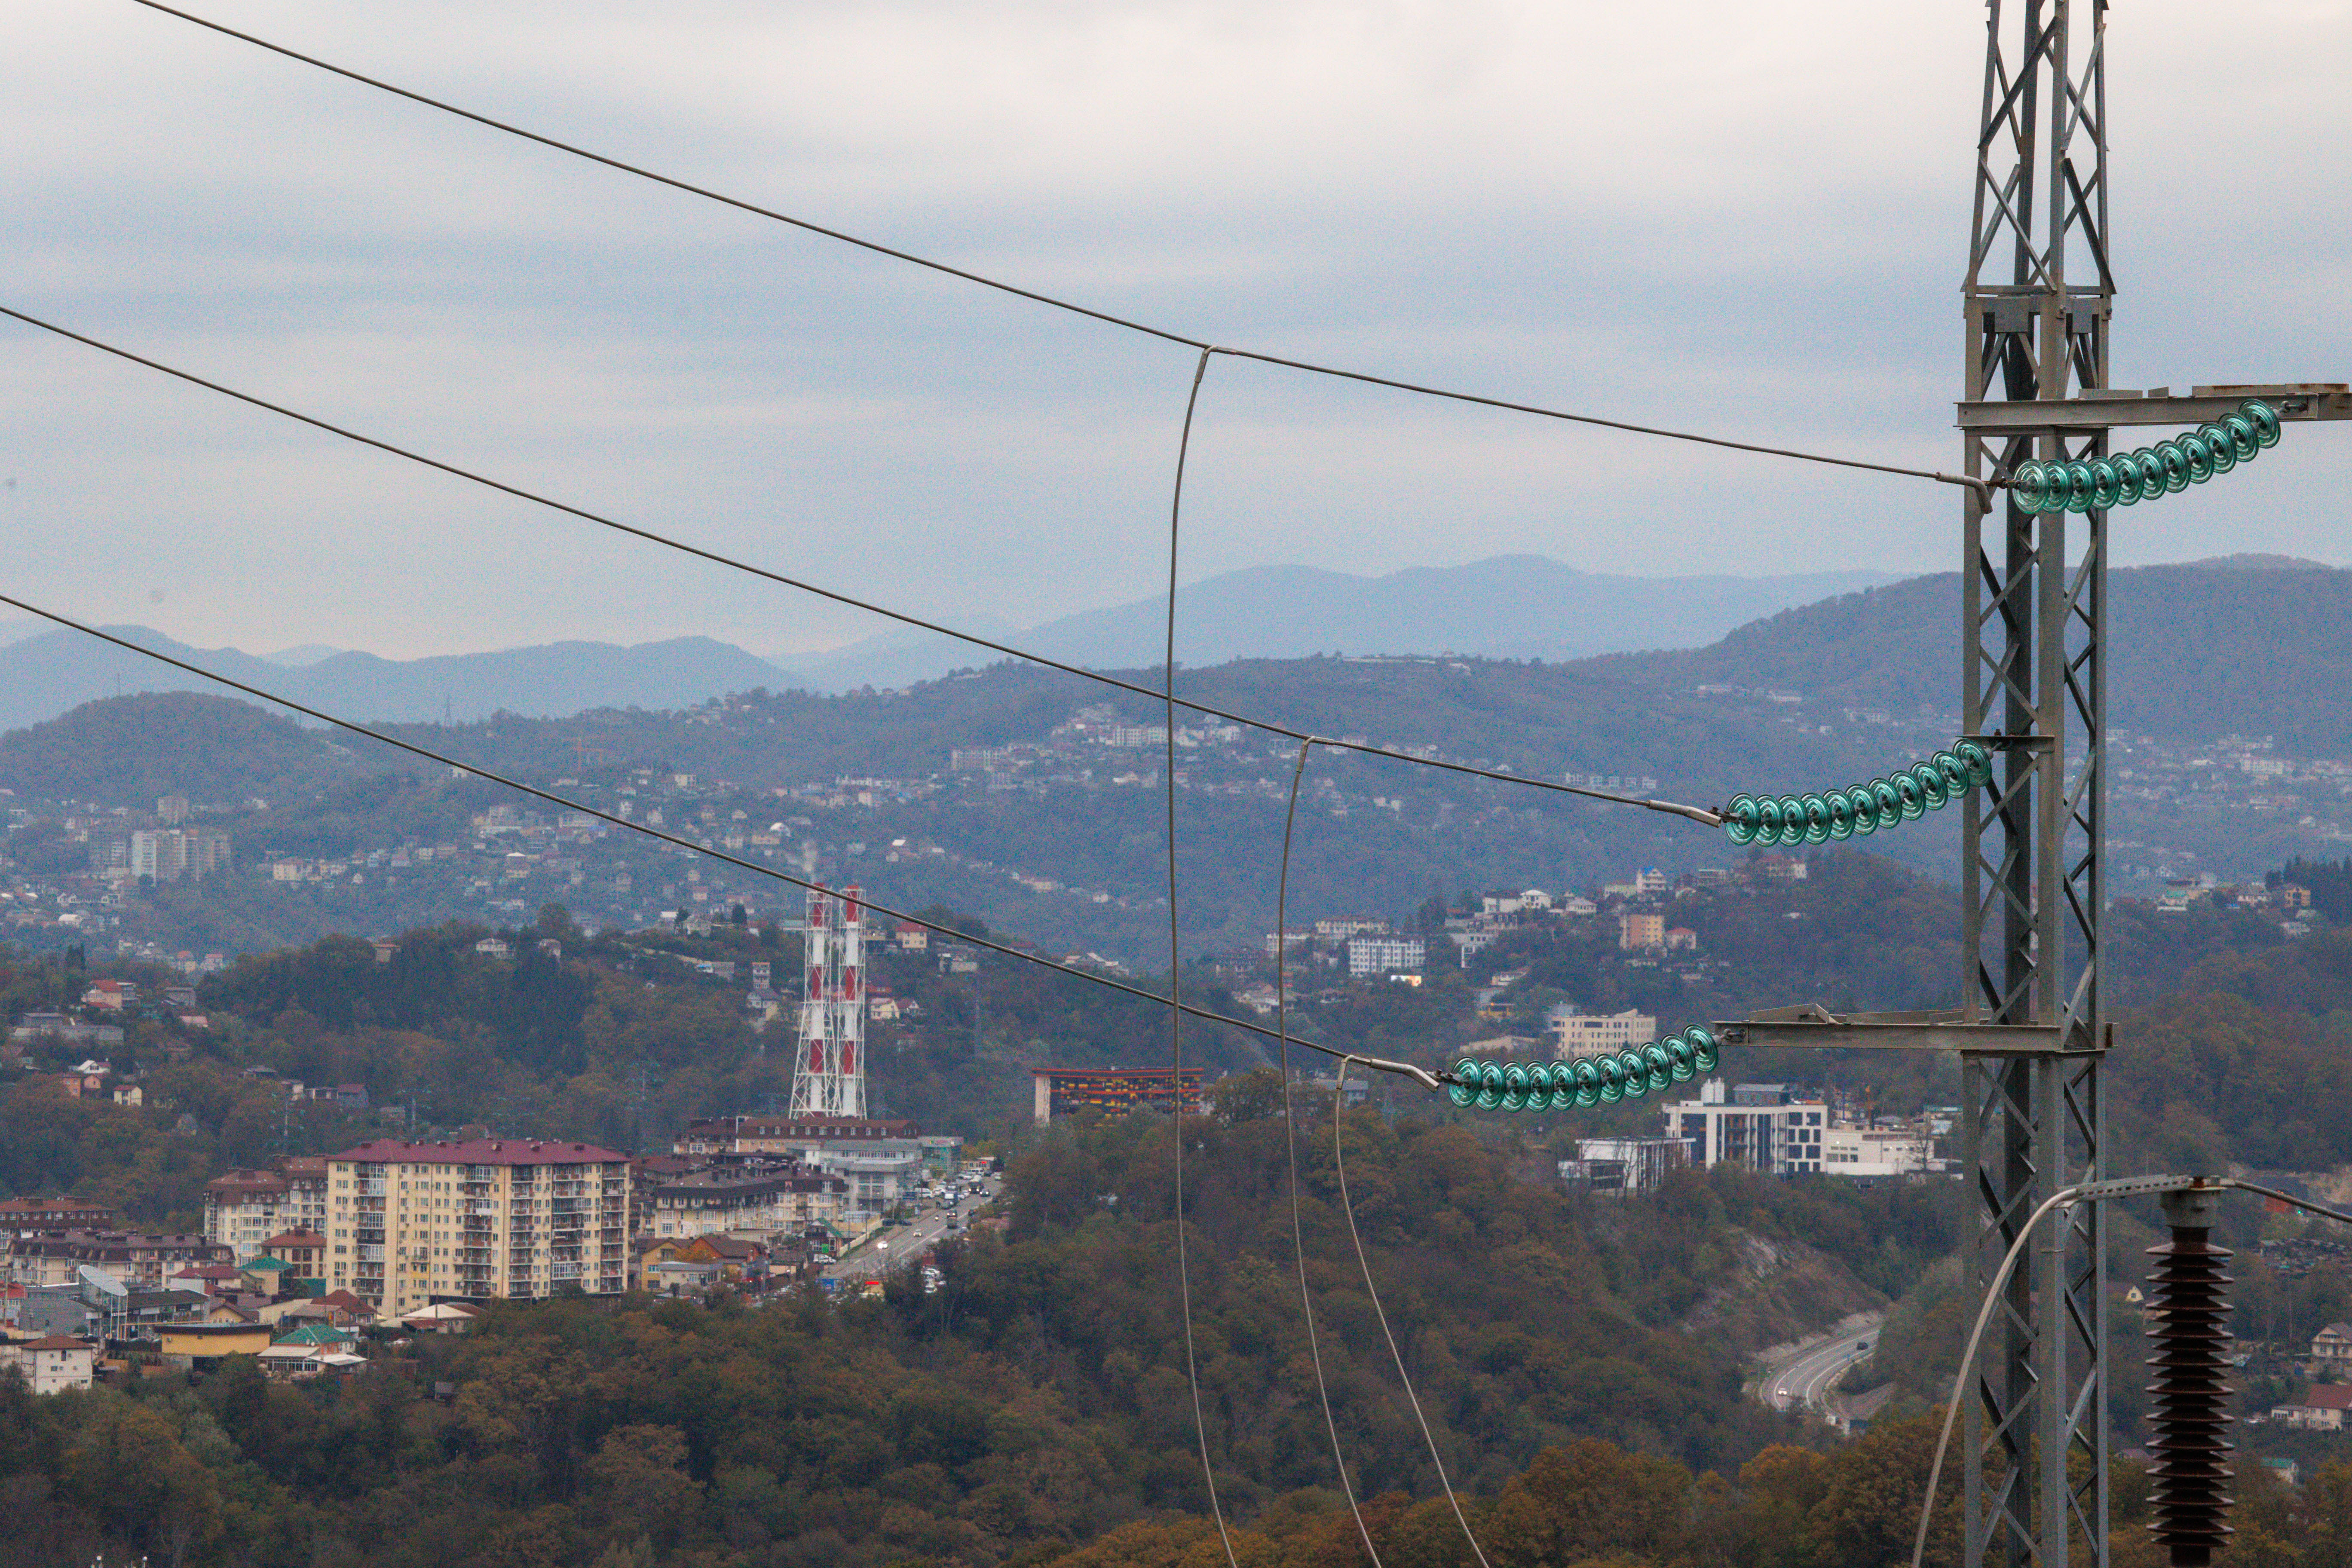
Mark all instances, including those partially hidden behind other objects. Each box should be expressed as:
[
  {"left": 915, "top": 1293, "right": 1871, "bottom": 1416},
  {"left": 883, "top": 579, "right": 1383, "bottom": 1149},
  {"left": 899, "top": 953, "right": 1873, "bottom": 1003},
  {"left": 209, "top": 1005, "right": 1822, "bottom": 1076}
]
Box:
[{"left": 332, "top": 1137, "right": 629, "bottom": 1166}]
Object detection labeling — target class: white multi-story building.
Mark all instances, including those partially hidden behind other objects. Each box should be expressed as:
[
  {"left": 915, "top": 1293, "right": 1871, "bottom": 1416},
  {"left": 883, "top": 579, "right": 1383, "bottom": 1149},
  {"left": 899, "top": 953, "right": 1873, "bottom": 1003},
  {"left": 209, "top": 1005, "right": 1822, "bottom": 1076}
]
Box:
[
  {"left": 828, "top": 1152, "right": 924, "bottom": 1220},
  {"left": 0, "top": 1335, "right": 95, "bottom": 1394},
  {"left": 1821, "top": 1126, "right": 1934, "bottom": 1176},
  {"left": 1661, "top": 1080, "right": 1828, "bottom": 1176},
  {"left": 1317, "top": 917, "right": 1389, "bottom": 941},
  {"left": 1346, "top": 935, "right": 1426, "bottom": 977},
  {"left": 1549, "top": 1007, "right": 1657, "bottom": 1058},
  {"left": 203, "top": 1158, "right": 329, "bottom": 1262},
  {"left": 640, "top": 1163, "right": 848, "bottom": 1238},
  {"left": 324, "top": 1138, "right": 632, "bottom": 1315}
]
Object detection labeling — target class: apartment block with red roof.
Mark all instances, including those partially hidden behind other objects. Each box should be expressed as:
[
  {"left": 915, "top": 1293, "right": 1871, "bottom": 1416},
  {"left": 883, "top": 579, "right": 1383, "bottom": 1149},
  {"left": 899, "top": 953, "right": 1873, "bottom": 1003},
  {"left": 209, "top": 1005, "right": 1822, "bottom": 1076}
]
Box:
[
  {"left": 202, "top": 1155, "right": 330, "bottom": 1262},
  {"left": 0, "top": 1197, "right": 119, "bottom": 1237},
  {"left": 325, "top": 1137, "right": 632, "bottom": 1317}
]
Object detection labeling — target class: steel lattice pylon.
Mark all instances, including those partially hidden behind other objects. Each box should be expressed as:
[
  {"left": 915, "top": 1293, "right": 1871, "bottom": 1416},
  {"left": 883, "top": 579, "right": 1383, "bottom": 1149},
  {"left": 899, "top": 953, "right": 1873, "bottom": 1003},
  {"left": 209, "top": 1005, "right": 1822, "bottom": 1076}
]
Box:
[{"left": 1960, "top": 3, "right": 2112, "bottom": 1567}]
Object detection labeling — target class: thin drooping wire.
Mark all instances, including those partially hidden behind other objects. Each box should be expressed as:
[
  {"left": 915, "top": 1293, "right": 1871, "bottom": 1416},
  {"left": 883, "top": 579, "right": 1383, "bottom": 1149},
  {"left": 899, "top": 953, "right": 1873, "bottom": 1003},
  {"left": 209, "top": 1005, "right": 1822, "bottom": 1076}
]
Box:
[
  {"left": 0, "top": 589, "right": 1438, "bottom": 1079},
  {"left": 0, "top": 303, "right": 1719, "bottom": 828},
  {"left": 1909, "top": 1182, "right": 2077, "bottom": 1568},
  {"left": 1330, "top": 1057, "right": 1492, "bottom": 1568},
  {"left": 1909, "top": 1176, "right": 2352, "bottom": 1568},
  {"left": 124, "top": 0, "right": 1988, "bottom": 502},
  {"left": 1161, "top": 349, "right": 1241, "bottom": 1568},
  {"left": 1275, "top": 737, "right": 1385, "bottom": 1568}
]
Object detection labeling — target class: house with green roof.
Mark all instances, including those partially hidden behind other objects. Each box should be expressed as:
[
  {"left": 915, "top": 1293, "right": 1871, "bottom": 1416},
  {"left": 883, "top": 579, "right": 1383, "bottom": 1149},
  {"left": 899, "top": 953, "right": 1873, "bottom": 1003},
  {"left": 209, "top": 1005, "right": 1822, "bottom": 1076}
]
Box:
[{"left": 271, "top": 1321, "right": 354, "bottom": 1348}]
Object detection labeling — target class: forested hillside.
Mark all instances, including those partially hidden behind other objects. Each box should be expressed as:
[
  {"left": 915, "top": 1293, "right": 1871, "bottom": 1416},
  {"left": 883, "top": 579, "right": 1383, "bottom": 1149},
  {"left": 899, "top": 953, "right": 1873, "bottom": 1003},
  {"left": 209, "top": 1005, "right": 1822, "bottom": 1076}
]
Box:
[
  {"left": 1607, "top": 556, "right": 2352, "bottom": 753},
  {"left": 0, "top": 692, "right": 380, "bottom": 807},
  {"left": 0, "top": 1111, "right": 1973, "bottom": 1568}
]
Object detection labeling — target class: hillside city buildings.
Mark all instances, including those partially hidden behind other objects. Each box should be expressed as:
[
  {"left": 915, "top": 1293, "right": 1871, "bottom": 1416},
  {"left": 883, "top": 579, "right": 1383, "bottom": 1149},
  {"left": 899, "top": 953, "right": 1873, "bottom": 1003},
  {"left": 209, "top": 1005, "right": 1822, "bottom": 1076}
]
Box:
[
  {"left": 669, "top": 1116, "right": 960, "bottom": 1222},
  {"left": 204, "top": 1158, "right": 329, "bottom": 1262},
  {"left": 1656, "top": 1080, "right": 1942, "bottom": 1180},
  {"left": 1031, "top": 1066, "right": 1205, "bottom": 1124}
]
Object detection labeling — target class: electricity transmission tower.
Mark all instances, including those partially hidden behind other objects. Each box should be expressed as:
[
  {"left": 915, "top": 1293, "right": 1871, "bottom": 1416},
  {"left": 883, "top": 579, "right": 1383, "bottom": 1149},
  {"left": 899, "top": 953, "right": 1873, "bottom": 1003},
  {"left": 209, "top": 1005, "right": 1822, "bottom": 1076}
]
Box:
[
  {"left": 1714, "top": 8, "right": 2347, "bottom": 1568},
  {"left": 1956, "top": 11, "right": 2343, "bottom": 1558},
  {"left": 1956, "top": 4, "right": 2117, "bottom": 1562}
]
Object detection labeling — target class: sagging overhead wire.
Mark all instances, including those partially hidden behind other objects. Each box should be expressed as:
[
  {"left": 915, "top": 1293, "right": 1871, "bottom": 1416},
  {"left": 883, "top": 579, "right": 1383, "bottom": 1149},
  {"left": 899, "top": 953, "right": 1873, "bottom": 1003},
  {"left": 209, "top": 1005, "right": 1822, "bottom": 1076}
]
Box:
[
  {"left": 0, "top": 588, "right": 1453, "bottom": 1087},
  {"left": 0, "top": 303, "right": 1724, "bottom": 828},
  {"left": 1274, "top": 738, "right": 1385, "bottom": 1567},
  {"left": 1911, "top": 1176, "right": 2352, "bottom": 1568},
  {"left": 122, "top": 0, "right": 1988, "bottom": 502},
  {"left": 1332, "top": 1058, "right": 1492, "bottom": 1568},
  {"left": 1268, "top": 732, "right": 1490, "bottom": 1568},
  {"left": 1160, "top": 349, "right": 1243, "bottom": 1568}
]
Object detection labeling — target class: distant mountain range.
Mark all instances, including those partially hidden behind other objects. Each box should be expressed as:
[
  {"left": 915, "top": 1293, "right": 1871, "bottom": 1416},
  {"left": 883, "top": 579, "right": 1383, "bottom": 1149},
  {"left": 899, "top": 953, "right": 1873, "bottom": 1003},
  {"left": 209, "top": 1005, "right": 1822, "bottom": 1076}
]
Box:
[
  {"left": 1, "top": 553, "right": 2340, "bottom": 746},
  {"left": 0, "top": 557, "right": 1897, "bottom": 727},
  {"left": 0, "top": 628, "right": 796, "bottom": 732},
  {"left": 786, "top": 556, "right": 1902, "bottom": 691}
]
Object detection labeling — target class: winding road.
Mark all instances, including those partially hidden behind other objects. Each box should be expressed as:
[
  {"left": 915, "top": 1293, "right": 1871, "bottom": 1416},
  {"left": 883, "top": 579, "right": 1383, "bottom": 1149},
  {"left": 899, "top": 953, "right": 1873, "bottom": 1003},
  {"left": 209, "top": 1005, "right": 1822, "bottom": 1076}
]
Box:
[{"left": 1757, "top": 1311, "right": 1885, "bottom": 1417}]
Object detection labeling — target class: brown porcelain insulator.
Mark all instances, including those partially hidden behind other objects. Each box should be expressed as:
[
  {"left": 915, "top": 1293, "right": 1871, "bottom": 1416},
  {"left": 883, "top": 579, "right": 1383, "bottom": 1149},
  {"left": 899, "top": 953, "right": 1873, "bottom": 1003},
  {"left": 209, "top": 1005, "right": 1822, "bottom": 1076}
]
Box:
[{"left": 2143, "top": 1224, "right": 2233, "bottom": 1568}]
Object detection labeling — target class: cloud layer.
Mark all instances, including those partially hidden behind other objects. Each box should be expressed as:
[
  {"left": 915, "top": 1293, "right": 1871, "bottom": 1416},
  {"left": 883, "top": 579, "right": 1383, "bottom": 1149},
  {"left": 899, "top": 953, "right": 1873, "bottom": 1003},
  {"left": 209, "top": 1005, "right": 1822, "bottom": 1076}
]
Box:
[{"left": 3, "top": 0, "right": 2346, "bottom": 660}]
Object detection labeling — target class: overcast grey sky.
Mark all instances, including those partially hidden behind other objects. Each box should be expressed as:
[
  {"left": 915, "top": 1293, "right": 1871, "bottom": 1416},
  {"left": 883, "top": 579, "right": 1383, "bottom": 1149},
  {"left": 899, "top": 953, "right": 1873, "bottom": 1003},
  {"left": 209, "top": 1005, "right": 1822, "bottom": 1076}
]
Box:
[{"left": 4, "top": 0, "right": 2347, "bottom": 662}]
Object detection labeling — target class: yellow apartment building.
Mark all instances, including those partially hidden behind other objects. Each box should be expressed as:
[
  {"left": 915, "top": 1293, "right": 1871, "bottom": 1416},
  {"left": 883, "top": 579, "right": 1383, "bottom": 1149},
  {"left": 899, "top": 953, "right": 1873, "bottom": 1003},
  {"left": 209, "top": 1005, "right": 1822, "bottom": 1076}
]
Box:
[{"left": 325, "top": 1138, "right": 631, "bottom": 1315}]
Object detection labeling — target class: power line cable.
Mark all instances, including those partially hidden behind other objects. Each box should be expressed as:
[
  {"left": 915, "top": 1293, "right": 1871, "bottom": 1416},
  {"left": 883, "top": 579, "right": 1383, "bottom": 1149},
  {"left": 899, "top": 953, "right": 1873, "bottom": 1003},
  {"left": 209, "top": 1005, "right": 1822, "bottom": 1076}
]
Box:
[
  {"left": 1274, "top": 737, "right": 1385, "bottom": 1568},
  {"left": 1910, "top": 1175, "right": 2352, "bottom": 1568},
  {"left": 0, "top": 588, "right": 1452, "bottom": 1085},
  {"left": 122, "top": 0, "right": 1989, "bottom": 502},
  {"left": 0, "top": 303, "right": 1724, "bottom": 828},
  {"left": 1161, "top": 348, "right": 1242, "bottom": 1568},
  {"left": 1271, "top": 733, "right": 1494, "bottom": 1568},
  {"left": 1330, "top": 1056, "right": 1493, "bottom": 1568}
]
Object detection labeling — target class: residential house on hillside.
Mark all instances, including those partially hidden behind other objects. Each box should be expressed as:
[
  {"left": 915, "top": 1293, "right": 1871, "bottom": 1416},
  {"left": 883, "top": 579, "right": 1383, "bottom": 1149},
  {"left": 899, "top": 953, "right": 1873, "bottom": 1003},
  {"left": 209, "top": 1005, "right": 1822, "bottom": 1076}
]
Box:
[
  {"left": 2313, "top": 1322, "right": 2352, "bottom": 1364},
  {"left": 639, "top": 1162, "right": 848, "bottom": 1239},
  {"left": 0, "top": 1334, "right": 95, "bottom": 1394},
  {"left": 7, "top": 1013, "right": 123, "bottom": 1048},
  {"left": 2275, "top": 1385, "right": 2352, "bottom": 1431},
  {"left": 637, "top": 1234, "right": 771, "bottom": 1295},
  {"left": 3, "top": 1230, "right": 228, "bottom": 1290},
  {"left": 260, "top": 1229, "right": 328, "bottom": 1286}
]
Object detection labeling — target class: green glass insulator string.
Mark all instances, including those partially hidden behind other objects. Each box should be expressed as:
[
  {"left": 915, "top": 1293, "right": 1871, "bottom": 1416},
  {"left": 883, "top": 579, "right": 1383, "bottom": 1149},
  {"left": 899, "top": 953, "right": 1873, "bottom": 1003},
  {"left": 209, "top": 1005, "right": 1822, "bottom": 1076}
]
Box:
[
  {"left": 1446, "top": 1026, "right": 1721, "bottom": 1112},
  {"left": 1721, "top": 740, "right": 1991, "bottom": 847},
  {"left": 2006, "top": 400, "right": 2280, "bottom": 515}
]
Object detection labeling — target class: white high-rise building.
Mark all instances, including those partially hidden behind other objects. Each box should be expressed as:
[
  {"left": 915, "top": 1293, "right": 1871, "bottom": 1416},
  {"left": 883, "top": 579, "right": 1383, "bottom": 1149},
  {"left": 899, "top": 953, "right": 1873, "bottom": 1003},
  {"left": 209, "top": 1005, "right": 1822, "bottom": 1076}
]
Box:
[
  {"left": 129, "top": 826, "right": 230, "bottom": 881},
  {"left": 1660, "top": 1079, "right": 1828, "bottom": 1176},
  {"left": 1549, "top": 1007, "right": 1657, "bottom": 1057},
  {"left": 1346, "top": 935, "right": 1426, "bottom": 977}
]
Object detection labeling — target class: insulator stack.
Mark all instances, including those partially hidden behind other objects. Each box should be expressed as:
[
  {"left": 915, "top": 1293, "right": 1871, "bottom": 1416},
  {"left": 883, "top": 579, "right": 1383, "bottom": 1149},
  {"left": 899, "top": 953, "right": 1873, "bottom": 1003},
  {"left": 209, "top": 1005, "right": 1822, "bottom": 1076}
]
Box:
[
  {"left": 2007, "top": 399, "right": 2282, "bottom": 514},
  {"left": 2144, "top": 1188, "right": 2233, "bottom": 1568},
  {"left": 1446, "top": 1026, "right": 1719, "bottom": 1110},
  {"left": 1720, "top": 740, "right": 1993, "bottom": 847}
]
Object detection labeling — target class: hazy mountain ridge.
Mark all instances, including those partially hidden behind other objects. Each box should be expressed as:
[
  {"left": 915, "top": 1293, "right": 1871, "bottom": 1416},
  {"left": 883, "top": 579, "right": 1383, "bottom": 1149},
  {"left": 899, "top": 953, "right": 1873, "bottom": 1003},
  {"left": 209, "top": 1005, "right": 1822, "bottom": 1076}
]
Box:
[
  {"left": 0, "top": 692, "right": 374, "bottom": 807},
  {"left": 0, "top": 557, "right": 1899, "bottom": 727},
  {"left": 788, "top": 555, "right": 1902, "bottom": 690},
  {"left": 0, "top": 626, "right": 800, "bottom": 732}
]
